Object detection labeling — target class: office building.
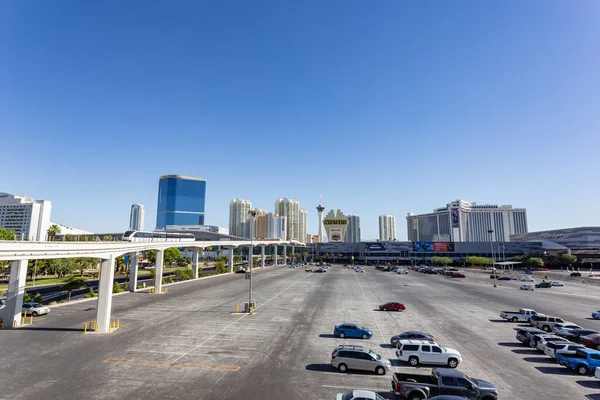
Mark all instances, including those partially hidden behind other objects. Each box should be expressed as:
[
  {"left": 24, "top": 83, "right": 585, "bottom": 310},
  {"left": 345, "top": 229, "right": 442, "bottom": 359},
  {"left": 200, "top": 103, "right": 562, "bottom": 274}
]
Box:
[
  {"left": 345, "top": 215, "right": 361, "bottom": 243},
  {"left": 407, "top": 199, "right": 528, "bottom": 243},
  {"left": 511, "top": 227, "right": 600, "bottom": 248},
  {"left": 129, "top": 204, "right": 144, "bottom": 231},
  {"left": 229, "top": 199, "right": 252, "bottom": 238},
  {"left": 379, "top": 215, "right": 396, "bottom": 241},
  {"left": 156, "top": 175, "right": 206, "bottom": 230},
  {"left": 274, "top": 198, "right": 300, "bottom": 240},
  {"left": 255, "top": 213, "right": 286, "bottom": 240},
  {"left": 0, "top": 192, "right": 51, "bottom": 241},
  {"left": 306, "top": 234, "right": 320, "bottom": 243},
  {"left": 299, "top": 208, "right": 307, "bottom": 244}
]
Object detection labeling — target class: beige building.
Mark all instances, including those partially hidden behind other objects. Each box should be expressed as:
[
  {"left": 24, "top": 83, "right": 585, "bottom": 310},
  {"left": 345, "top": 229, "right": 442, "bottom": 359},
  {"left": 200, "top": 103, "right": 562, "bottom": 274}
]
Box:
[{"left": 274, "top": 198, "right": 300, "bottom": 240}]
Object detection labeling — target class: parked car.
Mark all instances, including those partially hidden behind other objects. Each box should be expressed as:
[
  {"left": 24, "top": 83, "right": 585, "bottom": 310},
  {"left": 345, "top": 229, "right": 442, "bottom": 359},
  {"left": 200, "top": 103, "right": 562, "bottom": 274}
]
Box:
[
  {"left": 498, "top": 276, "right": 511, "bottom": 281},
  {"left": 559, "top": 329, "right": 599, "bottom": 341},
  {"left": 335, "top": 390, "right": 385, "bottom": 400},
  {"left": 452, "top": 273, "right": 466, "bottom": 278},
  {"left": 379, "top": 302, "right": 406, "bottom": 312},
  {"left": 570, "top": 272, "right": 582, "bottom": 277},
  {"left": 396, "top": 268, "right": 408, "bottom": 274},
  {"left": 391, "top": 368, "right": 499, "bottom": 400},
  {"left": 489, "top": 274, "right": 500, "bottom": 279},
  {"left": 390, "top": 331, "right": 435, "bottom": 347},
  {"left": 519, "top": 276, "right": 535, "bottom": 282},
  {"left": 334, "top": 323, "right": 373, "bottom": 339},
  {"left": 533, "top": 334, "right": 568, "bottom": 351},
  {"left": 21, "top": 302, "right": 50, "bottom": 317},
  {"left": 330, "top": 345, "right": 390, "bottom": 375},
  {"left": 516, "top": 327, "right": 545, "bottom": 344},
  {"left": 579, "top": 334, "right": 600, "bottom": 350},
  {"left": 533, "top": 316, "right": 566, "bottom": 332},
  {"left": 556, "top": 348, "right": 600, "bottom": 375},
  {"left": 550, "top": 281, "right": 565, "bottom": 287},
  {"left": 535, "top": 281, "right": 553, "bottom": 288},
  {"left": 500, "top": 308, "right": 538, "bottom": 323},
  {"left": 396, "top": 340, "right": 462, "bottom": 368},
  {"left": 596, "top": 366, "right": 600, "bottom": 380},
  {"left": 544, "top": 341, "right": 584, "bottom": 358},
  {"left": 552, "top": 323, "right": 583, "bottom": 336},
  {"left": 591, "top": 310, "right": 600, "bottom": 320},
  {"left": 313, "top": 268, "right": 326, "bottom": 273},
  {"left": 529, "top": 314, "right": 547, "bottom": 327},
  {"left": 519, "top": 284, "right": 535, "bottom": 291}
]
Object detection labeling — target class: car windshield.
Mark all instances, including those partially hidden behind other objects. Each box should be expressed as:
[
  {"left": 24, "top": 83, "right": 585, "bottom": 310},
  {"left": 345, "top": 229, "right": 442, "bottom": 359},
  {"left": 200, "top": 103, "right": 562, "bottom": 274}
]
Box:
[
  {"left": 369, "top": 350, "right": 381, "bottom": 360},
  {"left": 341, "top": 392, "right": 353, "bottom": 400},
  {"left": 375, "top": 394, "right": 385, "bottom": 400}
]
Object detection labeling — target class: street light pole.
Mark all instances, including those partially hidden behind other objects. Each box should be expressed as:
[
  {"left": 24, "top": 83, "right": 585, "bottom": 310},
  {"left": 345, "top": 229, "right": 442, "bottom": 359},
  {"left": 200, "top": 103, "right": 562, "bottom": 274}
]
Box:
[
  {"left": 488, "top": 229, "right": 497, "bottom": 288},
  {"left": 248, "top": 211, "right": 256, "bottom": 312}
]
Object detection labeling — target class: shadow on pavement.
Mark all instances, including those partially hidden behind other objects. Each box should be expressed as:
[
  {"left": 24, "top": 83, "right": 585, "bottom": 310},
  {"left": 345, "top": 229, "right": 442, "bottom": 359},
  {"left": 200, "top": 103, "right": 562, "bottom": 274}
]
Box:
[
  {"left": 390, "top": 359, "right": 404, "bottom": 367},
  {"left": 523, "top": 357, "right": 556, "bottom": 364},
  {"left": 535, "top": 366, "right": 573, "bottom": 375},
  {"left": 319, "top": 334, "right": 338, "bottom": 339},
  {"left": 380, "top": 344, "right": 395, "bottom": 349},
  {"left": 497, "top": 342, "right": 522, "bottom": 347},
  {"left": 585, "top": 395, "right": 600, "bottom": 400},
  {"left": 376, "top": 393, "right": 395, "bottom": 399},
  {"left": 585, "top": 318, "right": 600, "bottom": 321},
  {"left": 16, "top": 327, "right": 84, "bottom": 332},
  {"left": 511, "top": 349, "right": 539, "bottom": 355},
  {"left": 488, "top": 319, "right": 509, "bottom": 323},
  {"left": 305, "top": 364, "right": 334, "bottom": 373},
  {"left": 576, "top": 380, "right": 600, "bottom": 389}
]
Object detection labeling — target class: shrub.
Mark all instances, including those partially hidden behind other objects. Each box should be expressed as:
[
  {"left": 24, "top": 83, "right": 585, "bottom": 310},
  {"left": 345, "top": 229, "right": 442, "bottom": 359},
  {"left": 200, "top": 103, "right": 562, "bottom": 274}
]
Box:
[
  {"left": 162, "top": 278, "right": 166, "bottom": 285},
  {"left": 149, "top": 269, "right": 156, "bottom": 279},
  {"left": 33, "top": 293, "right": 43, "bottom": 304},
  {"left": 88, "top": 287, "right": 97, "bottom": 297},
  {"left": 59, "top": 300, "right": 66, "bottom": 303},
  {"left": 113, "top": 282, "right": 122, "bottom": 293},
  {"left": 123, "top": 282, "right": 129, "bottom": 291},
  {"left": 23, "top": 293, "right": 31, "bottom": 302},
  {"left": 198, "top": 269, "right": 205, "bottom": 278},
  {"left": 174, "top": 267, "right": 193, "bottom": 281},
  {"left": 48, "top": 301, "right": 57, "bottom": 305}
]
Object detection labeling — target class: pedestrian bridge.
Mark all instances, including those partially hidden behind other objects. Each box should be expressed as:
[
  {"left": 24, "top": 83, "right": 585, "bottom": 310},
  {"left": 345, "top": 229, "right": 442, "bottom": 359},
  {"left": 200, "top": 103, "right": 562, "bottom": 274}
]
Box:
[{"left": 0, "top": 239, "right": 304, "bottom": 333}]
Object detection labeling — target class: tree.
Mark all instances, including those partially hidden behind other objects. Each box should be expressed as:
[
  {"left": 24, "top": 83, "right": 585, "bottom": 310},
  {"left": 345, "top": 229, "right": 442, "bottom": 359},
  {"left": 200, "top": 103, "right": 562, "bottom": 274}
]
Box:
[
  {"left": 143, "top": 250, "right": 157, "bottom": 264},
  {"left": 103, "top": 234, "right": 112, "bottom": 241},
  {"left": 431, "top": 256, "right": 453, "bottom": 266},
  {"left": 76, "top": 257, "right": 99, "bottom": 276},
  {"left": 204, "top": 246, "right": 213, "bottom": 261},
  {"left": 214, "top": 260, "right": 227, "bottom": 274},
  {"left": 526, "top": 257, "right": 544, "bottom": 268},
  {"left": 61, "top": 276, "right": 87, "bottom": 301},
  {"left": 47, "top": 258, "right": 77, "bottom": 278},
  {"left": 464, "top": 256, "right": 493, "bottom": 267},
  {"left": 33, "top": 292, "right": 43, "bottom": 303},
  {"left": 0, "top": 227, "right": 15, "bottom": 241},
  {"left": 164, "top": 247, "right": 182, "bottom": 266},
  {"left": 65, "top": 234, "right": 74, "bottom": 241},
  {"left": 545, "top": 253, "right": 577, "bottom": 268}
]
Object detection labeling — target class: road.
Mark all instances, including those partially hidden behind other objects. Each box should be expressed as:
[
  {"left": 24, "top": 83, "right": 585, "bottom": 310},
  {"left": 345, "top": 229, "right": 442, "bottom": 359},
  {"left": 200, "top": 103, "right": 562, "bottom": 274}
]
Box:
[{"left": 0, "top": 265, "right": 598, "bottom": 399}]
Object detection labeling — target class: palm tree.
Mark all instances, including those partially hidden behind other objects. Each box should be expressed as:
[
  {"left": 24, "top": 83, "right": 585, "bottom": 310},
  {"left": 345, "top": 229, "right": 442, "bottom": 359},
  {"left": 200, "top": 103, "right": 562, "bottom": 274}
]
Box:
[
  {"left": 47, "top": 224, "right": 61, "bottom": 241},
  {"left": 204, "top": 246, "right": 213, "bottom": 261},
  {"left": 103, "top": 234, "right": 112, "bottom": 241}
]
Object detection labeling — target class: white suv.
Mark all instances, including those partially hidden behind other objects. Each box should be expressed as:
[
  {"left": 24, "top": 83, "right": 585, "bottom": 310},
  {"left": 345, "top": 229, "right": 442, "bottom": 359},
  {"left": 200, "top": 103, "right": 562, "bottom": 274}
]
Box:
[{"left": 395, "top": 340, "right": 462, "bottom": 368}]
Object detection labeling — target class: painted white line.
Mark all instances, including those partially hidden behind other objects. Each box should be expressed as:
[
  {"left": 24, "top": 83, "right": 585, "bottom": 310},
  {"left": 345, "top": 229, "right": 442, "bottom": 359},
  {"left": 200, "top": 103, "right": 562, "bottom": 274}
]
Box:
[
  {"left": 239, "top": 347, "right": 257, "bottom": 351},
  {"left": 321, "top": 384, "right": 387, "bottom": 391},
  {"left": 142, "top": 342, "right": 199, "bottom": 347},
  {"left": 127, "top": 349, "right": 186, "bottom": 354}
]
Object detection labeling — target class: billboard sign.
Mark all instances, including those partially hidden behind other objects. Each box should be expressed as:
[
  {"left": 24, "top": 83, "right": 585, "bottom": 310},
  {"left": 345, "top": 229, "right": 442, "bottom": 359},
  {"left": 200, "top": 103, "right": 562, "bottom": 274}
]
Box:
[
  {"left": 328, "top": 228, "right": 343, "bottom": 242},
  {"left": 433, "top": 242, "right": 455, "bottom": 252},
  {"left": 413, "top": 242, "right": 434, "bottom": 252},
  {"left": 364, "top": 242, "right": 386, "bottom": 251},
  {"left": 451, "top": 208, "right": 459, "bottom": 227}
]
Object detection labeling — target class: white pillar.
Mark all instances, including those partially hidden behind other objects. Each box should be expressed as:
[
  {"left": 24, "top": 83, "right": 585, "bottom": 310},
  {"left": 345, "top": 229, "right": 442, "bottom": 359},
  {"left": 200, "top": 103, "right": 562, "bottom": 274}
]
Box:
[
  {"left": 154, "top": 249, "right": 164, "bottom": 294},
  {"left": 96, "top": 254, "right": 116, "bottom": 333},
  {"left": 283, "top": 246, "right": 287, "bottom": 265},
  {"left": 226, "top": 246, "right": 235, "bottom": 273},
  {"left": 261, "top": 246, "right": 265, "bottom": 268},
  {"left": 128, "top": 253, "right": 138, "bottom": 292},
  {"left": 192, "top": 248, "right": 199, "bottom": 279},
  {"left": 5, "top": 259, "right": 28, "bottom": 328}
]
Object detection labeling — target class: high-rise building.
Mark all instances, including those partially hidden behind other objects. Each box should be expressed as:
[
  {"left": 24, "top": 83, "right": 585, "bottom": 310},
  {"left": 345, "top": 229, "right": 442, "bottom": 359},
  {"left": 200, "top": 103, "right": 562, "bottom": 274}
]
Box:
[
  {"left": 255, "top": 213, "right": 287, "bottom": 240},
  {"left": 0, "top": 192, "right": 52, "bottom": 241},
  {"left": 299, "top": 208, "right": 307, "bottom": 244},
  {"left": 306, "top": 234, "right": 320, "bottom": 243},
  {"left": 407, "top": 199, "right": 528, "bottom": 243},
  {"left": 229, "top": 199, "right": 252, "bottom": 238},
  {"left": 379, "top": 215, "right": 396, "bottom": 241},
  {"left": 156, "top": 175, "right": 206, "bottom": 230},
  {"left": 275, "top": 198, "right": 300, "bottom": 240},
  {"left": 252, "top": 208, "right": 268, "bottom": 217},
  {"left": 345, "top": 215, "right": 361, "bottom": 243},
  {"left": 129, "top": 204, "right": 144, "bottom": 231}
]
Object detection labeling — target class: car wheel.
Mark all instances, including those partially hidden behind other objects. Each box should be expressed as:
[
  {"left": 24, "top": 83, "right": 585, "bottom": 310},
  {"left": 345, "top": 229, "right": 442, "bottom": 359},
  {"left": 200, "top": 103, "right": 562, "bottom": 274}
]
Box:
[
  {"left": 577, "top": 364, "right": 588, "bottom": 375},
  {"left": 530, "top": 339, "right": 537, "bottom": 348},
  {"left": 339, "top": 332, "right": 345, "bottom": 338},
  {"left": 362, "top": 333, "right": 369, "bottom": 339},
  {"left": 338, "top": 363, "right": 347, "bottom": 372},
  {"left": 447, "top": 358, "right": 458, "bottom": 368},
  {"left": 376, "top": 366, "right": 385, "bottom": 375},
  {"left": 410, "top": 394, "right": 424, "bottom": 400},
  {"left": 32, "top": 311, "right": 38, "bottom": 317},
  {"left": 408, "top": 356, "right": 419, "bottom": 366},
  {"left": 596, "top": 344, "right": 600, "bottom": 351},
  {"left": 543, "top": 325, "right": 551, "bottom": 332},
  {"left": 511, "top": 317, "right": 518, "bottom": 323}
]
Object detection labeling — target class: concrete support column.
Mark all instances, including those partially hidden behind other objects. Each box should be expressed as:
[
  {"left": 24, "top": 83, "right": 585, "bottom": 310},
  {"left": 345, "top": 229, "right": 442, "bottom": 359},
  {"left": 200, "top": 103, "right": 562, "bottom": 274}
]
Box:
[
  {"left": 128, "top": 253, "right": 138, "bottom": 292},
  {"left": 154, "top": 249, "right": 164, "bottom": 294},
  {"left": 192, "top": 248, "right": 199, "bottom": 279},
  {"left": 260, "top": 245, "right": 266, "bottom": 268},
  {"left": 5, "top": 259, "right": 29, "bottom": 328},
  {"left": 226, "top": 246, "right": 235, "bottom": 273},
  {"left": 273, "top": 245, "right": 278, "bottom": 266},
  {"left": 283, "top": 245, "right": 287, "bottom": 266},
  {"left": 96, "top": 254, "right": 116, "bottom": 333}
]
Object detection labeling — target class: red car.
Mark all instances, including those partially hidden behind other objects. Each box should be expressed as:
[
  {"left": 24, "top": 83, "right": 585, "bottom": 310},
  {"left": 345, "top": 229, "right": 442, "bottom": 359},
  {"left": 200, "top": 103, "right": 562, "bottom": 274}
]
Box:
[
  {"left": 579, "top": 334, "right": 600, "bottom": 350},
  {"left": 490, "top": 274, "right": 500, "bottom": 279},
  {"left": 379, "top": 302, "right": 406, "bottom": 311},
  {"left": 451, "top": 273, "right": 466, "bottom": 278}
]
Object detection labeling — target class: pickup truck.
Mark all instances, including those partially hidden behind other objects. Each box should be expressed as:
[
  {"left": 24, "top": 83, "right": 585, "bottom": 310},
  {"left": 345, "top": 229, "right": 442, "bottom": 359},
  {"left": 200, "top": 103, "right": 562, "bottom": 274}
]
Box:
[
  {"left": 556, "top": 348, "right": 600, "bottom": 375},
  {"left": 499, "top": 308, "right": 538, "bottom": 322},
  {"left": 391, "top": 368, "right": 499, "bottom": 400}
]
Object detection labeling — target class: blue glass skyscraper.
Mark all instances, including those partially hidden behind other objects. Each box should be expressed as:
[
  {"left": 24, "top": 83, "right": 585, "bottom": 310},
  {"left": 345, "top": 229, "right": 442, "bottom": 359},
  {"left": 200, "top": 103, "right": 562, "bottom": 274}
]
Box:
[{"left": 156, "top": 175, "right": 206, "bottom": 229}]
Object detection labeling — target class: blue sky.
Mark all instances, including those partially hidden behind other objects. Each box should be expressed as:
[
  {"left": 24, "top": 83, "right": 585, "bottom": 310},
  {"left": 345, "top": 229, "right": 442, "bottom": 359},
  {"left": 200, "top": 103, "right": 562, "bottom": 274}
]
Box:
[{"left": 1, "top": 1, "right": 599, "bottom": 240}]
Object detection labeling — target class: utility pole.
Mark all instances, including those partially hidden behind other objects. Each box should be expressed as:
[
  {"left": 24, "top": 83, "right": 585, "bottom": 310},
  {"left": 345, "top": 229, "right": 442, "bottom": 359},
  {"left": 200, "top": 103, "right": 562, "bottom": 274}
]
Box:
[
  {"left": 488, "top": 229, "right": 497, "bottom": 288},
  {"left": 247, "top": 210, "right": 256, "bottom": 312}
]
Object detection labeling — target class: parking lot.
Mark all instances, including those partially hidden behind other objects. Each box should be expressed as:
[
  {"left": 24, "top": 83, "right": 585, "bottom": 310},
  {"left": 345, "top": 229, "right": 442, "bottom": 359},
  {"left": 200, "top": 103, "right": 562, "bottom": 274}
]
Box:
[{"left": 0, "top": 264, "right": 598, "bottom": 399}]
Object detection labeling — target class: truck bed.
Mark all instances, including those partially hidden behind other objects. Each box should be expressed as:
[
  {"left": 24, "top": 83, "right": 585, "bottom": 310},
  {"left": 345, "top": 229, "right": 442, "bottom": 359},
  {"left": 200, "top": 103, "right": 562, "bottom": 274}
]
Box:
[{"left": 393, "top": 372, "right": 437, "bottom": 385}]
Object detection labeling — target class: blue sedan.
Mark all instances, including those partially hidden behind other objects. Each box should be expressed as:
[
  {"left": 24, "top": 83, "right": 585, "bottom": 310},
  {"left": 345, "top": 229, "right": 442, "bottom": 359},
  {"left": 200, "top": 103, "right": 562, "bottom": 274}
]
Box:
[
  {"left": 593, "top": 310, "right": 600, "bottom": 320},
  {"left": 334, "top": 323, "right": 373, "bottom": 339}
]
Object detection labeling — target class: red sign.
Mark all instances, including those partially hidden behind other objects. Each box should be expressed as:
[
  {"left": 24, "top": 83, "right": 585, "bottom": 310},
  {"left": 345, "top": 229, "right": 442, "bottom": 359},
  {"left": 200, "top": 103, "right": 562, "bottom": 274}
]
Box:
[{"left": 433, "top": 242, "right": 454, "bottom": 252}]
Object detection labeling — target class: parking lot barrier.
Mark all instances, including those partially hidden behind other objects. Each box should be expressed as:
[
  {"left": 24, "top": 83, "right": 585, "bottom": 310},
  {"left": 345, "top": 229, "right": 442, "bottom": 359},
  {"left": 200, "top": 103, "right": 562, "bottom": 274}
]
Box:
[
  {"left": 0, "top": 319, "right": 4, "bottom": 329},
  {"left": 236, "top": 303, "right": 239, "bottom": 314},
  {"left": 251, "top": 303, "right": 255, "bottom": 315}
]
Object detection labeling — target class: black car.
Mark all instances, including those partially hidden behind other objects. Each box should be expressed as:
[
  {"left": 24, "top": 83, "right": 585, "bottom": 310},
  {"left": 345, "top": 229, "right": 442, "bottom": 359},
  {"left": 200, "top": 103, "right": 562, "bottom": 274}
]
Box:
[
  {"left": 426, "top": 270, "right": 438, "bottom": 275},
  {"left": 390, "top": 331, "right": 435, "bottom": 347},
  {"left": 535, "top": 281, "right": 553, "bottom": 288},
  {"left": 498, "top": 276, "right": 511, "bottom": 281},
  {"left": 570, "top": 272, "right": 582, "bottom": 277},
  {"left": 559, "top": 328, "right": 599, "bottom": 341}
]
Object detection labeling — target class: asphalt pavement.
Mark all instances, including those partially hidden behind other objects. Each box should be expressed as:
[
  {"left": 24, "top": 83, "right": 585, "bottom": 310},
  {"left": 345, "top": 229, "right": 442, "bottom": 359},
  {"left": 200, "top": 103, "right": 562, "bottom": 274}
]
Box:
[{"left": 0, "top": 265, "right": 598, "bottom": 400}]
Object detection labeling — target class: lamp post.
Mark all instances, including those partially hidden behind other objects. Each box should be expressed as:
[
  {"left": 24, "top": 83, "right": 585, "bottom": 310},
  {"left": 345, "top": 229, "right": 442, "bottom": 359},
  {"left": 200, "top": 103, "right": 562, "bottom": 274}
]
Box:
[
  {"left": 488, "top": 229, "right": 497, "bottom": 288},
  {"left": 248, "top": 210, "right": 256, "bottom": 312}
]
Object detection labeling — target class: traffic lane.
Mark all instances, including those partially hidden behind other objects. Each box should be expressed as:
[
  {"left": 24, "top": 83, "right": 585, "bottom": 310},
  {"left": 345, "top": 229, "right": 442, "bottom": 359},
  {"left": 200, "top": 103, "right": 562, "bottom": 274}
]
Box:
[{"left": 362, "top": 270, "right": 591, "bottom": 400}]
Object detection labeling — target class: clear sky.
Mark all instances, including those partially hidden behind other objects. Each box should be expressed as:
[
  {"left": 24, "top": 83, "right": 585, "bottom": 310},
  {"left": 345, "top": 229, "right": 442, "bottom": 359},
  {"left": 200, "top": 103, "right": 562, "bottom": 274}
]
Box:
[{"left": 1, "top": 1, "right": 599, "bottom": 240}]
